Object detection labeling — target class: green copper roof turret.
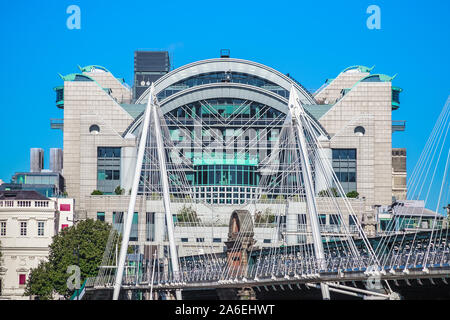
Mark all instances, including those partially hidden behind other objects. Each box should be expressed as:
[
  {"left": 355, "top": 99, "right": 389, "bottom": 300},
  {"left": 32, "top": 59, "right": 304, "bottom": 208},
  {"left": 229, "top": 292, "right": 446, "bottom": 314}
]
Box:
[{"left": 342, "top": 65, "right": 375, "bottom": 74}]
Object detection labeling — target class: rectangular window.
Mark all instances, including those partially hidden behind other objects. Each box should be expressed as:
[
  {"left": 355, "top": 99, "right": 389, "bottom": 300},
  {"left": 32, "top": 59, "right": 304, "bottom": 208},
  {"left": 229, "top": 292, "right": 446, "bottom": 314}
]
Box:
[
  {"left": 263, "top": 239, "right": 271, "bottom": 243},
  {"left": 97, "top": 147, "right": 121, "bottom": 194},
  {"left": 213, "top": 238, "right": 221, "bottom": 243},
  {"left": 329, "top": 214, "right": 340, "bottom": 225},
  {"left": 332, "top": 148, "right": 357, "bottom": 194},
  {"left": 38, "top": 221, "right": 45, "bottom": 236},
  {"left": 181, "top": 238, "right": 188, "bottom": 243},
  {"left": 196, "top": 238, "right": 205, "bottom": 243},
  {"left": 0, "top": 221, "right": 6, "bottom": 236},
  {"left": 130, "top": 212, "right": 138, "bottom": 241},
  {"left": 380, "top": 219, "right": 390, "bottom": 231},
  {"left": 97, "top": 212, "right": 105, "bottom": 222},
  {"left": 97, "top": 147, "right": 121, "bottom": 158},
  {"left": 19, "top": 274, "right": 26, "bottom": 285},
  {"left": 20, "top": 222, "right": 27, "bottom": 236},
  {"left": 319, "top": 215, "right": 326, "bottom": 225},
  {"left": 113, "top": 212, "right": 124, "bottom": 233},
  {"left": 298, "top": 214, "right": 307, "bottom": 225},
  {"left": 61, "top": 224, "right": 69, "bottom": 230},
  {"left": 146, "top": 212, "right": 155, "bottom": 242}
]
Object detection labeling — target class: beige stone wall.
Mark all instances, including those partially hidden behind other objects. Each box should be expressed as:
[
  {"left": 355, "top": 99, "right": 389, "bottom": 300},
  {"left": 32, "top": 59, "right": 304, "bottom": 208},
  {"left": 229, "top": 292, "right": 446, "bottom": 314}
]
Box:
[
  {"left": 319, "top": 81, "right": 393, "bottom": 208},
  {"left": 315, "top": 70, "right": 369, "bottom": 104},
  {"left": 63, "top": 80, "right": 134, "bottom": 212},
  {"left": 84, "top": 71, "right": 132, "bottom": 104}
]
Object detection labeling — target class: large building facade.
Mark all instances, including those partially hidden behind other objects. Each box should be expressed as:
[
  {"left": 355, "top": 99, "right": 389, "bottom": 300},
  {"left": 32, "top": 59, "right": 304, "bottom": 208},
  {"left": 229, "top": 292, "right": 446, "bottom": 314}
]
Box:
[{"left": 53, "top": 53, "right": 406, "bottom": 255}]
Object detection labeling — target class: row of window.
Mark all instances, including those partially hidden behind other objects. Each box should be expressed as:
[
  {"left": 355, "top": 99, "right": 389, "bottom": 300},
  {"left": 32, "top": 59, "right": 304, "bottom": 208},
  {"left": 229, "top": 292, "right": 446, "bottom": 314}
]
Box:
[
  {"left": 97, "top": 212, "right": 155, "bottom": 242},
  {"left": 157, "top": 72, "right": 289, "bottom": 100},
  {"left": 94, "top": 146, "right": 358, "bottom": 195},
  {"left": 178, "top": 237, "right": 277, "bottom": 244},
  {"left": 332, "top": 149, "right": 356, "bottom": 160},
  {"left": 97, "top": 169, "right": 120, "bottom": 181},
  {"left": 0, "top": 221, "right": 45, "bottom": 237},
  {"left": 167, "top": 100, "right": 285, "bottom": 120},
  {"left": 180, "top": 237, "right": 222, "bottom": 243},
  {"left": 194, "top": 165, "right": 258, "bottom": 186},
  {"left": 97, "top": 147, "right": 121, "bottom": 158},
  {"left": 318, "top": 214, "right": 358, "bottom": 226}
]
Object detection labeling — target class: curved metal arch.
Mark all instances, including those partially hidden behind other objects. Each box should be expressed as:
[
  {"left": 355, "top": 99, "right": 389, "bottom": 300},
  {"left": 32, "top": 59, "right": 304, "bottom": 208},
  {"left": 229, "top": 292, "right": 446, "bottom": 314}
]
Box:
[
  {"left": 123, "top": 83, "right": 329, "bottom": 139},
  {"left": 135, "top": 58, "right": 317, "bottom": 105}
]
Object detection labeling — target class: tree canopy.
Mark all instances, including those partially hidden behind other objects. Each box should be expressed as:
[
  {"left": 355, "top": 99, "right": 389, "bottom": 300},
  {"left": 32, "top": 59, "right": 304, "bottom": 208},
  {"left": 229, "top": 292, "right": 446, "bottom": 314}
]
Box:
[
  {"left": 254, "top": 209, "right": 275, "bottom": 224},
  {"left": 176, "top": 205, "right": 201, "bottom": 223},
  {"left": 346, "top": 190, "right": 359, "bottom": 198},
  {"left": 25, "top": 219, "right": 116, "bottom": 299},
  {"left": 318, "top": 188, "right": 339, "bottom": 197}
]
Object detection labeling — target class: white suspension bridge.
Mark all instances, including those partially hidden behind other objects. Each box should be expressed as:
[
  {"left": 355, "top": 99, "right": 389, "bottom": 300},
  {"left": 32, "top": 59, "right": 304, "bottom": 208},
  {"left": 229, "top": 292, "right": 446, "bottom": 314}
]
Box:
[{"left": 80, "top": 89, "right": 450, "bottom": 300}]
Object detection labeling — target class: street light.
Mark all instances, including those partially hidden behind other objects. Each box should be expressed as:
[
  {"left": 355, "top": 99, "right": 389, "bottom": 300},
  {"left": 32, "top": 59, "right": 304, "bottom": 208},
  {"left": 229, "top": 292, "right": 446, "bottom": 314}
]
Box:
[{"left": 72, "top": 244, "right": 80, "bottom": 300}]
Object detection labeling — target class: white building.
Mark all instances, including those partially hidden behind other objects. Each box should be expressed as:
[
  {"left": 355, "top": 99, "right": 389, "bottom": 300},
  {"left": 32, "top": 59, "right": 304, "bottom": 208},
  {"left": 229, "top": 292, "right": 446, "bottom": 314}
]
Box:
[
  {"left": 52, "top": 55, "right": 406, "bottom": 258},
  {"left": 0, "top": 190, "right": 57, "bottom": 299}
]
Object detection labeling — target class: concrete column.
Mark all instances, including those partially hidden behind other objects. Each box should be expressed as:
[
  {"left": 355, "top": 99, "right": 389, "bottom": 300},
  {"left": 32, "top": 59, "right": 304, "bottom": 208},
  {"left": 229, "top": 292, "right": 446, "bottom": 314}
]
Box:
[
  {"left": 120, "top": 144, "right": 137, "bottom": 194},
  {"left": 154, "top": 210, "right": 166, "bottom": 245},
  {"left": 286, "top": 202, "right": 298, "bottom": 245},
  {"left": 314, "top": 147, "right": 333, "bottom": 195}
]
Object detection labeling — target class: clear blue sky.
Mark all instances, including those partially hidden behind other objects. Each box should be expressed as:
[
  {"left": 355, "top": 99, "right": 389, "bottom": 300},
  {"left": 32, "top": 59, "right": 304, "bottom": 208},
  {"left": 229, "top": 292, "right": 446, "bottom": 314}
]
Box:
[{"left": 0, "top": 1, "right": 448, "bottom": 209}]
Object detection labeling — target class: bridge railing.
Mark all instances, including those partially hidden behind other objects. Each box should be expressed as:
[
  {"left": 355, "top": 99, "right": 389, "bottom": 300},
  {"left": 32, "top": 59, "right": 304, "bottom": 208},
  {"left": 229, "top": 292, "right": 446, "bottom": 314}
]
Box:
[{"left": 89, "top": 244, "right": 450, "bottom": 289}]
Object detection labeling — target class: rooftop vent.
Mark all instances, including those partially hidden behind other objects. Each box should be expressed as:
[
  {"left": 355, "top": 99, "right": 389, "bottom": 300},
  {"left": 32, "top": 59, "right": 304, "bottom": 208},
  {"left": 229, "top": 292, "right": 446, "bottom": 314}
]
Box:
[{"left": 220, "top": 49, "right": 230, "bottom": 58}]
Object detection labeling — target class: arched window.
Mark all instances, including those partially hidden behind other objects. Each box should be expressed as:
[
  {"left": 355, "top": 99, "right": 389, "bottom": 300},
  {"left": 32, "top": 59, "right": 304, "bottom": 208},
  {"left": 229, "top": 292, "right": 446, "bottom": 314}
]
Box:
[
  {"left": 89, "top": 124, "right": 100, "bottom": 134},
  {"left": 354, "top": 126, "right": 365, "bottom": 136}
]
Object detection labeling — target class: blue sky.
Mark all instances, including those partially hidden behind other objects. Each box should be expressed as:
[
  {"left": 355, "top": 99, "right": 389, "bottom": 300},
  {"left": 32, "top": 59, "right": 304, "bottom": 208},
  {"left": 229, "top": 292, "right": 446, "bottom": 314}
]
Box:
[{"left": 0, "top": 1, "right": 448, "bottom": 209}]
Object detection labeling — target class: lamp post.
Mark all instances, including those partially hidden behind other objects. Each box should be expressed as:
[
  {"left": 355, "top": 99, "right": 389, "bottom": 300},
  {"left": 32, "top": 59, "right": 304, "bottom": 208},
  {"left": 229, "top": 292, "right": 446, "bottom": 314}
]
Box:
[{"left": 73, "top": 244, "right": 80, "bottom": 300}]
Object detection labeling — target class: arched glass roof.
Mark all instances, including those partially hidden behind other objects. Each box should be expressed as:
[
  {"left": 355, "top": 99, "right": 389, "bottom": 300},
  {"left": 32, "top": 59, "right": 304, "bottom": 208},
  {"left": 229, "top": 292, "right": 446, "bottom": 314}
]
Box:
[
  {"left": 136, "top": 58, "right": 316, "bottom": 105},
  {"left": 124, "top": 83, "right": 329, "bottom": 139},
  {"left": 157, "top": 71, "right": 290, "bottom": 101}
]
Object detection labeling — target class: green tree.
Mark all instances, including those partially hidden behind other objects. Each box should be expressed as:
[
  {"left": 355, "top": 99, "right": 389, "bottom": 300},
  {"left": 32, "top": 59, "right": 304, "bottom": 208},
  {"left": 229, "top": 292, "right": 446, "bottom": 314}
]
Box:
[
  {"left": 91, "top": 190, "right": 103, "bottom": 195},
  {"left": 318, "top": 188, "right": 339, "bottom": 197},
  {"left": 25, "top": 219, "right": 116, "bottom": 299},
  {"left": 176, "top": 205, "right": 200, "bottom": 223},
  {"left": 114, "top": 186, "right": 124, "bottom": 195},
  {"left": 260, "top": 194, "right": 268, "bottom": 200},
  {"left": 24, "top": 261, "right": 54, "bottom": 300},
  {"left": 255, "top": 208, "right": 275, "bottom": 224},
  {"left": 346, "top": 190, "right": 359, "bottom": 198},
  {"left": 150, "top": 192, "right": 160, "bottom": 200}
]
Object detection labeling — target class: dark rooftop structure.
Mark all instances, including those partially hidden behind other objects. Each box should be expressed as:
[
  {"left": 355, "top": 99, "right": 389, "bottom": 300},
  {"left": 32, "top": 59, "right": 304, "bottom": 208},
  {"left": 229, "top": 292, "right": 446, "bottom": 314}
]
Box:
[
  {"left": 0, "top": 190, "right": 50, "bottom": 201},
  {"left": 134, "top": 51, "right": 171, "bottom": 101}
]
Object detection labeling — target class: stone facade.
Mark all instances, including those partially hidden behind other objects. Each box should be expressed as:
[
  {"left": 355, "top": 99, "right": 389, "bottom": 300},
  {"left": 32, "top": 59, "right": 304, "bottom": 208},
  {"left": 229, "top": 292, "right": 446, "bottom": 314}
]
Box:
[{"left": 0, "top": 193, "right": 56, "bottom": 299}]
